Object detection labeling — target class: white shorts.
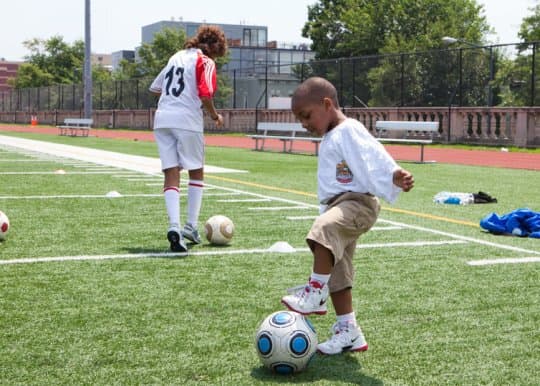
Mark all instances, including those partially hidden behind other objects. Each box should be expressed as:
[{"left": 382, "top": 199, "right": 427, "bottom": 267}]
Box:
[{"left": 154, "top": 128, "right": 204, "bottom": 171}]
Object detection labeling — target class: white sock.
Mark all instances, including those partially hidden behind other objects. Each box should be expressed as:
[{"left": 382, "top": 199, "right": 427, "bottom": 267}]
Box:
[
  {"left": 164, "top": 186, "right": 180, "bottom": 228},
  {"left": 310, "top": 272, "right": 331, "bottom": 286},
  {"left": 337, "top": 312, "right": 357, "bottom": 328},
  {"left": 187, "top": 179, "right": 204, "bottom": 228}
]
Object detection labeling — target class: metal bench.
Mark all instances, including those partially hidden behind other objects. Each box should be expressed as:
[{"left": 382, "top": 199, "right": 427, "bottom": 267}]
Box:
[
  {"left": 57, "top": 118, "right": 93, "bottom": 137},
  {"left": 247, "top": 122, "right": 322, "bottom": 155},
  {"left": 375, "top": 120, "right": 439, "bottom": 163}
]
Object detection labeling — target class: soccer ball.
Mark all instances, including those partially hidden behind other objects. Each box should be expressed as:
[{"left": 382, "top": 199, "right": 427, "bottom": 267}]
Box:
[
  {"left": 0, "top": 210, "right": 10, "bottom": 241},
  {"left": 204, "top": 215, "right": 234, "bottom": 245},
  {"left": 255, "top": 310, "right": 318, "bottom": 374}
]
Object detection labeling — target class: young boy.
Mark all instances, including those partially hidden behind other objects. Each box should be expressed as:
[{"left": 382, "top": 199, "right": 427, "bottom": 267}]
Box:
[
  {"left": 149, "top": 25, "right": 227, "bottom": 253},
  {"left": 281, "top": 77, "right": 414, "bottom": 355}
]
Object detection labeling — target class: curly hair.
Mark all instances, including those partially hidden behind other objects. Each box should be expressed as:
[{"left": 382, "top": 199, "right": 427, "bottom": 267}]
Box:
[{"left": 185, "top": 25, "right": 227, "bottom": 59}]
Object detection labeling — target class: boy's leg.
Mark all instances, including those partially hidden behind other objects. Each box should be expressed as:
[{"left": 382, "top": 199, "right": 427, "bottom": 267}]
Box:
[
  {"left": 281, "top": 241, "right": 332, "bottom": 315},
  {"left": 163, "top": 167, "right": 187, "bottom": 252},
  {"left": 318, "top": 243, "right": 368, "bottom": 355},
  {"left": 182, "top": 168, "right": 204, "bottom": 244}
]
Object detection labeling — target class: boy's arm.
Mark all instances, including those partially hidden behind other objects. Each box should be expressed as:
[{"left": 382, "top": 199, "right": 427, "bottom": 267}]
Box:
[{"left": 393, "top": 169, "right": 414, "bottom": 192}]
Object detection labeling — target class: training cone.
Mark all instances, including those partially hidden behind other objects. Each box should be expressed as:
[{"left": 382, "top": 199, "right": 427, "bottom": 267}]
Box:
[{"left": 30, "top": 116, "right": 38, "bottom": 126}]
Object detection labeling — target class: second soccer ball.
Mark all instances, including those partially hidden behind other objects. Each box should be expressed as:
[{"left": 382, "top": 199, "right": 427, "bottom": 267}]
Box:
[{"left": 204, "top": 215, "right": 234, "bottom": 245}]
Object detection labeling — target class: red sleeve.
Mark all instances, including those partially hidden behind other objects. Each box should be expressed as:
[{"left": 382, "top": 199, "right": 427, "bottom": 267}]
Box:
[{"left": 196, "top": 54, "right": 217, "bottom": 98}]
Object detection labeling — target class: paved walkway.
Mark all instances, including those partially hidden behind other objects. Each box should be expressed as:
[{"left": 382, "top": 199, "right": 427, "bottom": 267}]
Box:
[{"left": 1, "top": 124, "right": 539, "bottom": 170}]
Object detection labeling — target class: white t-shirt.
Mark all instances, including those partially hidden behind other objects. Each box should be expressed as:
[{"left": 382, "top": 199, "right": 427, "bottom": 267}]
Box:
[
  {"left": 149, "top": 48, "right": 217, "bottom": 132},
  {"left": 318, "top": 118, "right": 402, "bottom": 205}
]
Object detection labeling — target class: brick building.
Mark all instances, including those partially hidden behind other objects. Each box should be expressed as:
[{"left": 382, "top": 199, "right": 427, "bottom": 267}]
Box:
[{"left": 0, "top": 60, "right": 21, "bottom": 92}]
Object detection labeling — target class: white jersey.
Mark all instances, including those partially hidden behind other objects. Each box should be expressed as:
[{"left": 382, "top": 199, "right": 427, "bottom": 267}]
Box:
[
  {"left": 318, "top": 118, "right": 402, "bottom": 205},
  {"left": 149, "top": 48, "right": 217, "bottom": 132}
]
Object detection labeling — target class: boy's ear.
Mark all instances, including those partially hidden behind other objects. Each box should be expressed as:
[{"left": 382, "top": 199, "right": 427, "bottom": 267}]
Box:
[{"left": 323, "top": 97, "right": 334, "bottom": 109}]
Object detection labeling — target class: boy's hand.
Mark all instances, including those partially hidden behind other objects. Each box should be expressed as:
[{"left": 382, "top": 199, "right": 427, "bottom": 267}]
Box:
[{"left": 393, "top": 169, "right": 414, "bottom": 192}]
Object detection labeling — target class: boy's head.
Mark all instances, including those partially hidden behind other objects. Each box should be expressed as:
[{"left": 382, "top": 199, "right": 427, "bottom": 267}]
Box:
[
  {"left": 291, "top": 77, "right": 343, "bottom": 136},
  {"left": 185, "top": 25, "right": 227, "bottom": 59}
]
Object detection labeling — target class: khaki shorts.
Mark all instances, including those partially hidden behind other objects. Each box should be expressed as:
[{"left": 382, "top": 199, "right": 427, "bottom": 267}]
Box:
[{"left": 307, "top": 192, "right": 380, "bottom": 293}]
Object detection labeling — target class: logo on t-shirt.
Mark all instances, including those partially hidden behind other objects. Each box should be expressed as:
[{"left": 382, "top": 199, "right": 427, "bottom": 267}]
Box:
[{"left": 336, "top": 160, "right": 353, "bottom": 183}]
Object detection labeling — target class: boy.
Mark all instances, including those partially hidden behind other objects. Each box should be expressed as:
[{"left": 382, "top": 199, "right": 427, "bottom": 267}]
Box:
[
  {"left": 281, "top": 77, "right": 414, "bottom": 355},
  {"left": 149, "top": 25, "right": 227, "bottom": 253}
]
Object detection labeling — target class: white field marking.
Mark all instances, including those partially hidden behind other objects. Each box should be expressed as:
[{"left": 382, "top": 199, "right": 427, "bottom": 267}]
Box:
[
  {"left": 0, "top": 135, "right": 247, "bottom": 174},
  {"left": 83, "top": 167, "right": 124, "bottom": 171},
  {"left": 467, "top": 257, "right": 540, "bottom": 266},
  {"left": 127, "top": 178, "right": 162, "bottom": 182},
  {"left": 0, "top": 193, "right": 162, "bottom": 199},
  {"left": 3, "top": 136, "right": 535, "bottom": 262},
  {"left": 368, "top": 225, "right": 404, "bottom": 231},
  {"left": 284, "top": 215, "right": 404, "bottom": 231},
  {"left": 379, "top": 218, "right": 540, "bottom": 256},
  {"left": 0, "top": 191, "right": 244, "bottom": 200},
  {"left": 217, "top": 198, "right": 272, "bottom": 203},
  {"left": 248, "top": 206, "right": 313, "bottom": 211},
  {"left": 0, "top": 240, "right": 467, "bottom": 265},
  {"left": 0, "top": 159, "right": 59, "bottom": 162},
  {"left": 205, "top": 182, "right": 540, "bottom": 259},
  {"left": 0, "top": 171, "right": 121, "bottom": 175},
  {"left": 112, "top": 174, "right": 155, "bottom": 178}
]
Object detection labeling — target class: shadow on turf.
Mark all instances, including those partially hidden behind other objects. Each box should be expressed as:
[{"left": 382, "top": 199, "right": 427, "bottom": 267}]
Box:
[
  {"left": 123, "top": 243, "right": 233, "bottom": 258},
  {"left": 251, "top": 353, "right": 383, "bottom": 385},
  {"left": 123, "top": 247, "right": 189, "bottom": 258}
]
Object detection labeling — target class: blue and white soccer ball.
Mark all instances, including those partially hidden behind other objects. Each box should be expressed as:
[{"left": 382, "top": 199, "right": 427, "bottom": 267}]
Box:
[{"left": 255, "top": 310, "right": 318, "bottom": 374}]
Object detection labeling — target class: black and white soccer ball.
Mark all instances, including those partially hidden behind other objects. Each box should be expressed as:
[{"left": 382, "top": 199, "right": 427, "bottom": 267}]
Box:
[
  {"left": 0, "top": 210, "right": 10, "bottom": 241},
  {"left": 255, "top": 310, "right": 318, "bottom": 374},
  {"left": 204, "top": 215, "right": 234, "bottom": 245}
]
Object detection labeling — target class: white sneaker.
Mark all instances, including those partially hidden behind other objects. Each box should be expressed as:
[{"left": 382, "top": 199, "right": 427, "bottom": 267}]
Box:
[
  {"left": 167, "top": 226, "right": 187, "bottom": 253},
  {"left": 181, "top": 223, "right": 202, "bottom": 244},
  {"left": 317, "top": 322, "right": 368, "bottom": 355},
  {"left": 281, "top": 280, "right": 329, "bottom": 315}
]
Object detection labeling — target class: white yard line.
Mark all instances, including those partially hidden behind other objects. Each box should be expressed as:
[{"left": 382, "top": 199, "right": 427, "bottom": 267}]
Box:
[
  {"left": 248, "top": 206, "right": 312, "bottom": 211},
  {"left": 467, "top": 257, "right": 540, "bottom": 266},
  {"left": 0, "top": 171, "right": 121, "bottom": 175},
  {"left": 217, "top": 198, "right": 272, "bottom": 203},
  {"left": 1, "top": 135, "right": 537, "bottom": 265},
  {"left": 0, "top": 135, "right": 247, "bottom": 174},
  {"left": 0, "top": 240, "right": 467, "bottom": 265}
]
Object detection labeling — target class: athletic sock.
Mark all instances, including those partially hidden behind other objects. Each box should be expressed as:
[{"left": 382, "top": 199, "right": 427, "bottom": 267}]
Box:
[
  {"left": 163, "top": 186, "right": 180, "bottom": 228},
  {"left": 187, "top": 179, "right": 204, "bottom": 228},
  {"left": 337, "top": 312, "right": 357, "bottom": 329},
  {"left": 310, "top": 272, "right": 331, "bottom": 286}
]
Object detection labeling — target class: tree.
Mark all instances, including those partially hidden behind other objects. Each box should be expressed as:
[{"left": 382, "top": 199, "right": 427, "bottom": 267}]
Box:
[
  {"left": 10, "top": 35, "right": 113, "bottom": 88},
  {"left": 301, "top": 0, "right": 492, "bottom": 107},
  {"left": 518, "top": 2, "right": 540, "bottom": 44},
  {"left": 114, "top": 27, "right": 187, "bottom": 79}
]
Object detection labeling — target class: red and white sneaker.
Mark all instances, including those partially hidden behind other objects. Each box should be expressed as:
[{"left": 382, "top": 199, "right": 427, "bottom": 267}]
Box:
[
  {"left": 317, "top": 322, "right": 368, "bottom": 355},
  {"left": 281, "top": 280, "right": 329, "bottom": 315}
]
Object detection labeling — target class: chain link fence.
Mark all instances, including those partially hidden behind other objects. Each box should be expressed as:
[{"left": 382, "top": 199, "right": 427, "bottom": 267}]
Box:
[{"left": 2, "top": 42, "right": 539, "bottom": 112}]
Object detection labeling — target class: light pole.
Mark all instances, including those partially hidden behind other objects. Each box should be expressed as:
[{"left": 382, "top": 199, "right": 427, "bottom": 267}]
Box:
[{"left": 84, "top": 0, "right": 92, "bottom": 119}]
